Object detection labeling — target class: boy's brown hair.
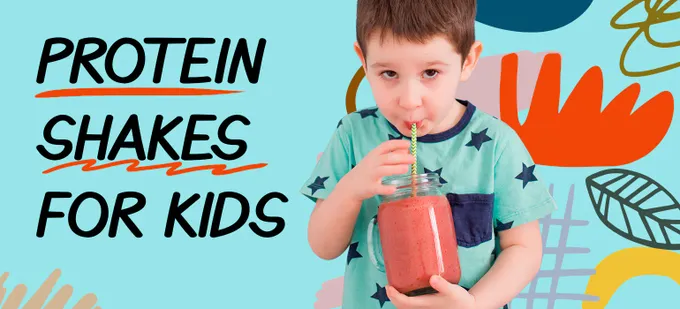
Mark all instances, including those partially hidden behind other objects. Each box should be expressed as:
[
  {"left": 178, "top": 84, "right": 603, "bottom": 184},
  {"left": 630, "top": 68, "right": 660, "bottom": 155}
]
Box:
[{"left": 356, "top": 0, "right": 476, "bottom": 62}]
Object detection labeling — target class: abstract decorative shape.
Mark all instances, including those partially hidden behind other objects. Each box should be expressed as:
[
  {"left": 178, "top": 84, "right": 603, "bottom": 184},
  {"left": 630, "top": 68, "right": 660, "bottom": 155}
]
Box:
[
  {"left": 0, "top": 269, "right": 99, "bottom": 309},
  {"left": 345, "top": 51, "right": 551, "bottom": 117},
  {"left": 458, "top": 51, "right": 551, "bottom": 118},
  {"left": 35, "top": 87, "right": 242, "bottom": 98},
  {"left": 42, "top": 159, "right": 267, "bottom": 176},
  {"left": 582, "top": 247, "right": 680, "bottom": 309},
  {"left": 517, "top": 184, "right": 598, "bottom": 309},
  {"left": 313, "top": 184, "right": 598, "bottom": 309},
  {"left": 611, "top": 0, "right": 680, "bottom": 77},
  {"left": 346, "top": 67, "right": 365, "bottom": 114},
  {"left": 500, "top": 52, "right": 674, "bottom": 167},
  {"left": 585, "top": 168, "right": 680, "bottom": 250},
  {"left": 476, "top": 0, "right": 594, "bottom": 32},
  {"left": 315, "top": 276, "right": 344, "bottom": 309}
]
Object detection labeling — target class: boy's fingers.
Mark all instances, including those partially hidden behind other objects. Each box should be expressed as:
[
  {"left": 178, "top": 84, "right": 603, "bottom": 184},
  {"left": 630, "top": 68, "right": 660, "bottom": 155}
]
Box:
[
  {"left": 429, "top": 275, "right": 457, "bottom": 296},
  {"left": 375, "top": 184, "right": 397, "bottom": 196},
  {"left": 386, "top": 286, "right": 427, "bottom": 308},
  {"left": 377, "top": 164, "right": 410, "bottom": 177},
  {"left": 383, "top": 153, "right": 415, "bottom": 165},
  {"left": 377, "top": 140, "right": 411, "bottom": 154}
]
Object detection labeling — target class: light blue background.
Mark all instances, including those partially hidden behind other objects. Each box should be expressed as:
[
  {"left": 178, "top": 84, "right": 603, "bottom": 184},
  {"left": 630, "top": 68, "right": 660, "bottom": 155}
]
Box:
[{"left": 1, "top": 0, "right": 679, "bottom": 308}]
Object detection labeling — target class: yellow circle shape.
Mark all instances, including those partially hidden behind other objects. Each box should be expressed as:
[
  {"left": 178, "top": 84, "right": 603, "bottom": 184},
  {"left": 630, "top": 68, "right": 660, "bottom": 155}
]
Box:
[{"left": 583, "top": 247, "right": 680, "bottom": 309}]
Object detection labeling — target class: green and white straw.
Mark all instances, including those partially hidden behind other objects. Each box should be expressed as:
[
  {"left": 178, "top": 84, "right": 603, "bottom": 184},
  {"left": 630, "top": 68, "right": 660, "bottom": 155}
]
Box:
[
  {"left": 410, "top": 123, "right": 417, "bottom": 175},
  {"left": 410, "top": 123, "right": 417, "bottom": 197}
]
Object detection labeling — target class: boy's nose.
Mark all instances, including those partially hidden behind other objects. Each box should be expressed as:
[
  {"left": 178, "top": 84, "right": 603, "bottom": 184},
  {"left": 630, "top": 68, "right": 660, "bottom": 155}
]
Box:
[{"left": 398, "top": 81, "right": 422, "bottom": 109}]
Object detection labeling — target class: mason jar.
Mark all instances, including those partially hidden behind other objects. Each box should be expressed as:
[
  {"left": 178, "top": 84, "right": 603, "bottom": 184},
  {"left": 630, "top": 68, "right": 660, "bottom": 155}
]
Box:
[{"left": 367, "top": 172, "right": 461, "bottom": 296}]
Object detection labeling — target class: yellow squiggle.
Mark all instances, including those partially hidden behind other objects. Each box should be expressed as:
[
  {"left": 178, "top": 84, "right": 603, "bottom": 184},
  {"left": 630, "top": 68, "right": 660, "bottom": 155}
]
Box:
[{"left": 583, "top": 247, "right": 680, "bottom": 309}]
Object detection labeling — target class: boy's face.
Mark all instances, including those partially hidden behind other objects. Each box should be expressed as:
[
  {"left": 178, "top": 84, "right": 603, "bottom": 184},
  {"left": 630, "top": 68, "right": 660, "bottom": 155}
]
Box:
[{"left": 355, "top": 32, "right": 482, "bottom": 137}]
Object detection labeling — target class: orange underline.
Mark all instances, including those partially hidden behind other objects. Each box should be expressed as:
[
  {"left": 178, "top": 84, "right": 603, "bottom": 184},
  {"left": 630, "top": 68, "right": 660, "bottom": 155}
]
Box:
[
  {"left": 42, "top": 159, "right": 267, "bottom": 176},
  {"left": 35, "top": 87, "right": 243, "bottom": 98}
]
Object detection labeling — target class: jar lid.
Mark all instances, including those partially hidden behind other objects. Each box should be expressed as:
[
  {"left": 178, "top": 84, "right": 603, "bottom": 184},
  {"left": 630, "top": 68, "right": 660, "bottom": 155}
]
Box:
[{"left": 380, "top": 172, "right": 442, "bottom": 190}]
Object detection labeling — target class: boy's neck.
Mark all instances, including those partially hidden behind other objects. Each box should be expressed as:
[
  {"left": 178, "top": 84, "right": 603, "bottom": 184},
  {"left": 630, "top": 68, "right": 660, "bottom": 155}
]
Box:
[{"left": 430, "top": 99, "right": 467, "bottom": 135}]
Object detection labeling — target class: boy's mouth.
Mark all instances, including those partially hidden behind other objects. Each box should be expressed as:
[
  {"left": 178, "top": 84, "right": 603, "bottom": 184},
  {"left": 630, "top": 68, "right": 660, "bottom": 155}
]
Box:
[{"left": 405, "top": 121, "right": 423, "bottom": 129}]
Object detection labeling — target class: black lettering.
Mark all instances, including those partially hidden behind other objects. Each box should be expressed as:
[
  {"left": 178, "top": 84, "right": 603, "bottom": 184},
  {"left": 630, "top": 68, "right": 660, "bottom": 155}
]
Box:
[
  {"left": 214, "top": 38, "right": 231, "bottom": 83},
  {"left": 181, "top": 114, "right": 215, "bottom": 161},
  {"left": 212, "top": 114, "right": 249, "bottom": 160},
  {"left": 144, "top": 37, "right": 187, "bottom": 83},
  {"left": 109, "top": 191, "right": 145, "bottom": 238},
  {"left": 36, "top": 192, "right": 71, "bottom": 237},
  {"left": 198, "top": 192, "right": 214, "bottom": 237},
  {"left": 250, "top": 192, "right": 287, "bottom": 238},
  {"left": 75, "top": 115, "right": 113, "bottom": 160},
  {"left": 148, "top": 115, "right": 182, "bottom": 160},
  {"left": 180, "top": 37, "right": 215, "bottom": 83},
  {"left": 37, "top": 115, "right": 76, "bottom": 160},
  {"left": 68, "top": 192, "right": 109, "bottom": 238},
  {"left": 71, "top": 38, "right": 107, "bottom": 84},
  {"left": 105, "top": 38, "right": 145, "bottom": 83},
  {"left": 165, "top": 192, "right": 200, "bottom": 237},
  {"left": 211, "top": 192, "right": 249, "bottom": 237},
  {"left": 108, "top": 114, "right": 146, "bottom": 160},
  {"left": 37, "top": 38, "right": 74, "bottom": 84},
  {"left": 228, "top": 38, "right": 266, "bottom": 84}
]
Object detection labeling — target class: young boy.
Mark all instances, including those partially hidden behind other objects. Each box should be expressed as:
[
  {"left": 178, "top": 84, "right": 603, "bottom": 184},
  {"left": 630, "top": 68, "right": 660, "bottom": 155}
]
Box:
[{"left": 300, "top": 0, "right": 557, "bottom": 308}]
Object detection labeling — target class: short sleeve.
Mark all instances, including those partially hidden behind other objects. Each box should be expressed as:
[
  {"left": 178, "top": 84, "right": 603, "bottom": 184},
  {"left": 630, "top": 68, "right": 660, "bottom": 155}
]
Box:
[
  {"left": 299, "top": 121, "right": 353, "bottom": 202},
  {"left": 492, "top": 129, "right": 557, "bottom": 231}
]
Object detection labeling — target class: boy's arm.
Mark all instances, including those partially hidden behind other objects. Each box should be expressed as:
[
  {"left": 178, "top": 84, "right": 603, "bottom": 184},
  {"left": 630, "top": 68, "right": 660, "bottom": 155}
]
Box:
[
  {"left": 301, "top": 121, "right": 357, "bottom": 260},
  {"left": 468, "top": 221, "right": 543, "bottom": 308},
  {"left": 470, "top": 127, "right": 557, "bottom": 308},
  {"left": 306, "top": 138, "right": 413, "bottom": 260},
  {"left": 307, "top": 179, "right": 363, "bottom": 260}
]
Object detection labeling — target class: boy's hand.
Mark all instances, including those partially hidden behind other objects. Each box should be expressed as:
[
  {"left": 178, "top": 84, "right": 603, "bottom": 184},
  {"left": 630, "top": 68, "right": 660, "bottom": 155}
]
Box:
[
  {"left": 387, "top": 275, "right": 476, "bottom": 309},
  {"left": 339, "top": 139, "right": 414, "bottom": 203}
]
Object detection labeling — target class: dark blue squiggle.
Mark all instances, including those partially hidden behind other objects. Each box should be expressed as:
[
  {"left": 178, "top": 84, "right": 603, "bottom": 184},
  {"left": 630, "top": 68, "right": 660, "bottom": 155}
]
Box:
[{"left": 476, "top": 0, "right": 594, "bottom": 32}]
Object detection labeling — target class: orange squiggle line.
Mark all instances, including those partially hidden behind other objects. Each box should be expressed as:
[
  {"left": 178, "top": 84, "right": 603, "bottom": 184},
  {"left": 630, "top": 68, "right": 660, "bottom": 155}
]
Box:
[{"left": 42, "top": 159, "right": 267, "bottom": 176}]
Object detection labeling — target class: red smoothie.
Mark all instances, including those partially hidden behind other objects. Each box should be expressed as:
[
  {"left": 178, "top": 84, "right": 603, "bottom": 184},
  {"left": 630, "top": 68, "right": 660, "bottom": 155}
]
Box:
[{"left": 378, "top": 194, "right": 460, "bottom": 295}]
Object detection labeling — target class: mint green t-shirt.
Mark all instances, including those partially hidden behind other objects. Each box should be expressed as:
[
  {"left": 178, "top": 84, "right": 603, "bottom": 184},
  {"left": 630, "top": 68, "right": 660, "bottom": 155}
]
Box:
[{"left": 300, "top": 100, "right": 557, "bottom": 309}]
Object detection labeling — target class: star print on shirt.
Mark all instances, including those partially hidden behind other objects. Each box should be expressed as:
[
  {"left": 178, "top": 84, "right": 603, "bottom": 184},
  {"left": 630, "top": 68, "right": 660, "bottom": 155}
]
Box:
[
  {"left": 515, "top": 163, "right": 538, "bottom": 188},
  {"left": 358, "top": 108, "right": 378, "bottom": 119},
  {"left": 465, "top": 128, "right": 492, "bottom": 151},
  {"left": 388, "top": 133, "right": 401, "bottom": 140},
  {"left": 347, "top": 242, "right": 362, "bottom": 265},
  {"left": 371, "top": 283, "right": 390, "bottom": 307},
  {"left": 495, "top": 219, "right": 514, "bottom": 231},
  {"left": 337, "top": 119, "right": 343, "bottom": 128},
  {"left": 424, "top": 167, "right": 447, "bottom": 184},
  {"left": 307, "top": 176, "right": 329, "bottom": 195}
]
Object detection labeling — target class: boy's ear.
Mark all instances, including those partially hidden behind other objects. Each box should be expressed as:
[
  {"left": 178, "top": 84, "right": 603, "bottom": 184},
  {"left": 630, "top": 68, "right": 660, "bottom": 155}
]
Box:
[
  {"left": 354, "top": 41, "right": 368, "bottom": 72},
  {"left": 460, "top": 41, "right": 483, "bottom": 82}
]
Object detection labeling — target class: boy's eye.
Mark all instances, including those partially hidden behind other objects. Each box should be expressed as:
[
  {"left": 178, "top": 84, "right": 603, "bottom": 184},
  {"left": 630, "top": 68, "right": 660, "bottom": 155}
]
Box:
[
  {"left": 381, "top": 70, "right": 398, "bottom": 79},
  {"left": 423, "top": 69, "right": 439, "bottom": 79}
]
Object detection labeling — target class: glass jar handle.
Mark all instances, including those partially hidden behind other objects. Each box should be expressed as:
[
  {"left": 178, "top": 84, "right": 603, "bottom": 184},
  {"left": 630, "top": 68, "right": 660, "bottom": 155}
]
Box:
[{"left": 366, "top": 215, "right": 385, "bottom": 272}]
